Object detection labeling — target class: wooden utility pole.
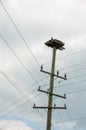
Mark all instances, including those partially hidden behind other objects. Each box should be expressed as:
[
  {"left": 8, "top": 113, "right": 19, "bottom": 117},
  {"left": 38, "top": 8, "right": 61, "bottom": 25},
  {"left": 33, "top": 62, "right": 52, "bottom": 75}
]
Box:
[
  {"left": 46, "top": 46, "right": 56, "bottom": 130},
  {"left": 33, "top": 38, "right": 67, "bottom": 130}
]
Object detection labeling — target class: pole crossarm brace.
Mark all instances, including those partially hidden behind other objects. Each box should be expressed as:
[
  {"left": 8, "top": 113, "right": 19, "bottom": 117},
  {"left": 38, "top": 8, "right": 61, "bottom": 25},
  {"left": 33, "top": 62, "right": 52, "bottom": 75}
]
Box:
[
  {"left": 33, "top": 105, "right": 67, "bottom": 109},
  {"left": 40, "top": 70, "right": 67, "bottom": 80},
  {"left": 38, "top": 88, "right": 66, "bottom": 99}
]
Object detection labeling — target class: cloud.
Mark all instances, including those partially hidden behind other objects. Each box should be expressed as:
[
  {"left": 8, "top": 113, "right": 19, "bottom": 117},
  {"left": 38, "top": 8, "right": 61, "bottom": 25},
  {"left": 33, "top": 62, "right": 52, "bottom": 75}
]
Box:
[
  {"left": 0, "top": 0, "right": 86, "bottom": 130},
  {"left": 1, "top": 0, "right": 86, "bottom": 41},
  {"left": 57, "top": 121, "right": 76, "bottom": 129},
  {"left": 0, "top": 120, "right": 33, "bottom": 130}
]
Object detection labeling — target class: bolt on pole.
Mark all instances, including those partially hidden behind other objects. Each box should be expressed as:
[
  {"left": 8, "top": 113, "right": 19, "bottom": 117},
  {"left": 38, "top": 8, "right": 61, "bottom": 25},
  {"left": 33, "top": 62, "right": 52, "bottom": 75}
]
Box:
[{"left": 46, "top": 47, "right": 56, "bottom": 130}]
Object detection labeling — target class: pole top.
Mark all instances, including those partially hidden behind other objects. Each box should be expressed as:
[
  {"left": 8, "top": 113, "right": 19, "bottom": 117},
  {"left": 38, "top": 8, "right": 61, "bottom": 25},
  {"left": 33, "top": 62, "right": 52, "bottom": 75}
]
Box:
[{"left": 45, "top": 37, "right": 65, "bottom": 50}]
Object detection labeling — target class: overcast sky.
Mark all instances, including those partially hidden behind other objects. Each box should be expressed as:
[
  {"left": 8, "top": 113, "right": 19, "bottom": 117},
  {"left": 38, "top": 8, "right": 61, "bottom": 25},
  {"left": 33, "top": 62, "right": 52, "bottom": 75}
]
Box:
[{"left": 0, "top": 0, "right": 86, "bottom": 130}]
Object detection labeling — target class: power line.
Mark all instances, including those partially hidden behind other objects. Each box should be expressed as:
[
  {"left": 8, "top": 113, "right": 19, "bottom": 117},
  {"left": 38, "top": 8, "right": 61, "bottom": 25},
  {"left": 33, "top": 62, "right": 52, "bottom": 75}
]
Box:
[
  {"left": 55, "top": 111, "right": 67, "bottom": 130},
  {"left": 54, "top": 116, "right": 86, "bottom": 124},
  {"left": 0, "top": 103, "right": 35, "bottom": 129},
  {"left": 0, "top": 69, "right": 42, "bottom": 106},
  {"left": 67, "top": 66, "right": 86, "bottom": 74},
  {"left": 59, "top": 60, "right": 86, "bottom": 70},
  {"left": 0, "top": 74, "right": 46, "bottom": 115},
  {"left": 0, "top": 100, "right": 31, "bottom": 121},
  {"left": 53, "top": 89, "right": 76, "bottom": 130},
  {"left": 42, "top": 74, "right": 86, "bottom": 88},
  {"left": 0, "top": 87, "right": 42, "bottom": 114},
  {"left": 0, "top": 69, "right": 45, "bottom": 120},
  {"left": 53, "top": 76, "right": 82, "bottom": 130},
  {"left": 67, "top": 73, "right": 86, "bottom": 80},
  {"left": 0, "top": 0, "right": 49, "bottom": 91},
  {"left": 0, "top": 105, "right": 35, "bottom": 129},
  {"left": 66, "top": 110, "right": 76, "bottom": 130},
  {"left": 66, "top": 89, "right": 86, "bottom": 95},
  {"left": 0, "top": 87, "right": 45, "bottom": 129},
  {"left": 0, "top": 0, "right": 40, "bottom": 66},
  {"left": 1, "top": 108, "right": 45, "bottom": 130},
  {"left": 0, "top": 66, "right": 45, "bottom": 100},
  {"left": 56, "top": 73, "right": 86, "bottom": 84},
  {"left": 57, "top": 48, "right": 86, "bottom": 60},
  {"left": 43, "top": 48, "right": 86, "bottom": 65},
  {"left": 0, "top": 33, "right": 39, "bottom": 85},
  {"left": 0, "top": 69, "right": 33, "bottom": 104},
  {"left": 45, "top": 57, "right": 86, "bottom": 73},
  {"left": 14, "top": 65, "right": 40, "bottom": 83},
  {"left": 59, "top": 79, "right": 86, "bottom": 88},
  {"left": 43, "top": 61, "right": 86, "bottom": 81}
]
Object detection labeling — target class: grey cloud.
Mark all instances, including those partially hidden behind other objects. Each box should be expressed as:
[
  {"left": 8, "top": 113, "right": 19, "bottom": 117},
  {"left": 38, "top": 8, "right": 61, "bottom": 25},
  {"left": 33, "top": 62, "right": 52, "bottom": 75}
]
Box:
[{"left": 0, "top": 0, "right": 86, "bottom": 130}]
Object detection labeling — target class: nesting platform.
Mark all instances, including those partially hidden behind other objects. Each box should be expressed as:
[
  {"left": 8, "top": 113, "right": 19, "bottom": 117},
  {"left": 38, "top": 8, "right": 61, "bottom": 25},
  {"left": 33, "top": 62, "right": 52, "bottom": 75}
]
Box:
[{"left": 45, "top": 38, "right": 65, "bottom": 50}]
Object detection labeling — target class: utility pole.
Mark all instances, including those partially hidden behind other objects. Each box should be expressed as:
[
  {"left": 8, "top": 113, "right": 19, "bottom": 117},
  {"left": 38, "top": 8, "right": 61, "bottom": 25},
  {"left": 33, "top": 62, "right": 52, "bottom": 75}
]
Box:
[
  {"left": 46, "top": 44, "right": 56, "bottom": 130},
  {"left": 33, "top": 38, "right": 67, "bottom": 130}
]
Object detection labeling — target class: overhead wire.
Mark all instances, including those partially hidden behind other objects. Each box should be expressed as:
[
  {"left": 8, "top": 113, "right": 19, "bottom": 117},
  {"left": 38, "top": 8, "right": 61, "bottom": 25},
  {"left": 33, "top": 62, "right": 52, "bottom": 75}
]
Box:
[
  {"left": 0, "top": 70, "right": 44, "bottom": 118},
  {"left": 0, "top": 33, "right": 39, "bottom": 85},
  {"left": 53, "top": 87, "right": 76, "bottom": 130},
  {"left": 57, "top": 48, "right": 86, "bottom": 61},
  {"left": 66, "top": 88, "right": 86, "bottom": 95},
  {"left": 0, "top": 84, "right": 46, "bottom": 129},
  {"left": 2, "top": 110, "right": 35, "bottom": 129},
  {"left": 0, "top": 66, "right": 46, "bottom": 100},
  {"left": 0, "top": 0, "right": 40, "bottom": 66},
  {"left": 0, "top": 69, "right": 34, "bottom": 104},
  {"left": 54, "top": 64, "right": 86, "bottom": 129},
  {"left": 0, "top": 101, "right": 36, "bottom": 129},
  {"left": 0, "top": 67, "right": 85, "bottom": 129},
  {"left": 0, "top": 33, "right": 49, "bottom": 122},
  {"left": 0, "top": 0, "right": 51, "bottom": 85},
  {"left": 0, "top": 87, "right": 43, "bottom": 115},
  {"left": 1, "top": 0, "right": 86, "bottom": 86},
  {"left": 58, "top": 79, "right": 86, "bottom": 88},
  {"left": 53, "top": 61, "right": 86, "bottom": 129},
  {"left": 53, "top": 110, "right": 67, "bottom": 130},
  {"left": 67, "top": 73, "right": 86, "bottom": 81},
  {"left": 52, "top": 70, "right": 82, "bottom": 130},
  {"left": 59, "top": 60, "right": 86, "bottom": 71},
  {"left": 66, "top": 66, "right": 86, "bottom": 74},
  {"left": 54, "top": 116, "right": 86, "bottom": 124},
  {"left": 43, "top": 48, "right": 86, "bottom": 66},
  {"left": 66, "top": 110, "right": 76, "bottom": 130},
  {"left": 0, "top": 33, "right": 48, "bottom": 123},
  {"left": 0, "top": 99, "right": 46, "bottom": 129},
  {"left": 0, "top": 2, "right": 86, "bottom": 128},
  {"left": 0, "top": 109, "right": 35, "bottom": 129},
  {"left": 42, "top": 72, "right": 86, "bottom": 88},
  {"left": 1, "top": 100, "right": 46, "bottom": 129},
  {"left": 1, "top": 0, "right": 86, "bottom": 75},
  {"left": 0, "top": 0, "right": 49, "bottom": 87},
  {"left": 0, "top": 69, "right": 45, "bottom": 120},
  {"left": 0, "top": 80, "right": 41, "bottom": 113}
]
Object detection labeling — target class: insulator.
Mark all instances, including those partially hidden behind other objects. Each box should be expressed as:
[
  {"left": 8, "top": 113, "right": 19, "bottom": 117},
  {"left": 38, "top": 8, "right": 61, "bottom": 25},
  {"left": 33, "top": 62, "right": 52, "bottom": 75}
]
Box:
[
  {"left": 33, "top": 104, "right": 35, "bottom": 107},
  {"left": 64, "top": 94, "right": 66, "bottom": 99},
  {"left": 64, "top": 73, "right": 67, "bottom": 78},
  {"left": 54, "top": 103, "right": 56, "bottom": 107},
  {"left": 47, "top": 88, "right": 49, "bottom": 92},
  {"left": 38, "top": 86, "right": 41, "bottom": 90},
  {"left": 64, "top": 104, "right": 66, "bottom": 108},
  {"left": 57, "top": 70, "right": 59, "bottom": 75},
  {"left": 41, "top": 65, "right": 43, "bottom": 70}
]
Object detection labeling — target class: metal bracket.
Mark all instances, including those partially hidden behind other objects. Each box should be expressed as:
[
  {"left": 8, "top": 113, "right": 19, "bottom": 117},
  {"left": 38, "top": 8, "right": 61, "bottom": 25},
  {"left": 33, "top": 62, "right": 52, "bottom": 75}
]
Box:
[
  {"left": 40, "top": 70, "right": 67, "bottom": 80},
  {"left": 38, "top": 87, "right": 66, "bottom": 99},
  {"left": 33, "top": 104, "right": 67, "bottom": 109}
]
